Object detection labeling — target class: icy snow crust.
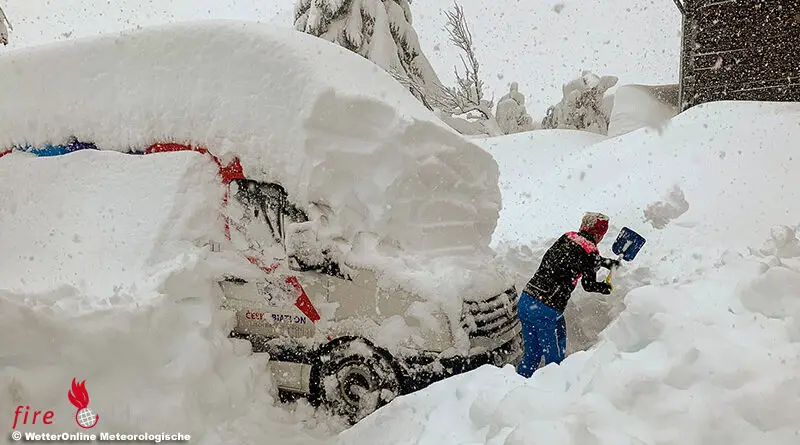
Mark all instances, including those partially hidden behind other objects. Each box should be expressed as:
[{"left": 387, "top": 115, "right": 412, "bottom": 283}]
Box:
[
  {"left": 338, "top": 102, "right": 800, "bottom": 444},
  {"left": 0, "top": 20, "right": 510, "bottom": 310},
  {"left": 0, "top": 150, "right": 330, "bottom": 444}
]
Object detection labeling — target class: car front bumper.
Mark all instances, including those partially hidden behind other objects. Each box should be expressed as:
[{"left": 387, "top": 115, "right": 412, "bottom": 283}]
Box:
[{"left": 400, "top": 322, "right": 523, "bottom": 393}]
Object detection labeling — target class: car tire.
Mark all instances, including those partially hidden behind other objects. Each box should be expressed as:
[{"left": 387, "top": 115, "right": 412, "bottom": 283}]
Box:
[{"left": 314, "top": 338, "right": 401, "bottom": 424}]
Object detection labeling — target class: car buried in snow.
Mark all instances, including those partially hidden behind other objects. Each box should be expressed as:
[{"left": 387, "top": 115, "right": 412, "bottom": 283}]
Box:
[
  {"left": 0, "top": 21, "right": 522, "bottom": 424},
  {"left": 3, "top": 139, "right": 522, "bottom": 424},
  {"left": 192, "top": 142, "right": 524, "bottom": 424}
]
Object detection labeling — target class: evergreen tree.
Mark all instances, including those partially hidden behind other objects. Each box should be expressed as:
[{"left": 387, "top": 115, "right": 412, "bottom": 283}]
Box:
[{"left": 294, "top": 0, "right": 441, "bottom": 103}]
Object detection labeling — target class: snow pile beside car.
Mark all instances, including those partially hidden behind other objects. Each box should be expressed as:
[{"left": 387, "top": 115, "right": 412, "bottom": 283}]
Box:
[
  {"left": 336, "top": 102, "right": 800, "bottom": 444},
  {"left": 337, "top": 244, "right": 800, "bottom": 445},
  {"left": 0, "top": 20, "right": 508, "bottom": 304},
  {"left": 0, "top": 150, "right": 328, "bottom": 445}
]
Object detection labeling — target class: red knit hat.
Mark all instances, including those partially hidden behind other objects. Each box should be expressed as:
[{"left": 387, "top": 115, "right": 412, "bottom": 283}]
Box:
[{"left": 580, "top": 212, "right": 609, "bottom": 242}]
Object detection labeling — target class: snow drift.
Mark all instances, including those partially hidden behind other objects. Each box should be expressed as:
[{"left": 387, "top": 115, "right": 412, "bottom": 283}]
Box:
[
  {"left": 336, "top": 251, "right": 800, "bottom": 445},
  {"left": 488, "top": 101, "right": 800, "bottom": 352},
  {"left": 0, "top": 150, "right": 330, "bottom": 444},
  {"left": 490, "top": 101, "right": 800, "bottom": 283},
  {"left": 338, "top": 101, "right": 800, "bottom": 444},
  {"left": 0, "top": 20, "right": 510, "bottom": 307}
]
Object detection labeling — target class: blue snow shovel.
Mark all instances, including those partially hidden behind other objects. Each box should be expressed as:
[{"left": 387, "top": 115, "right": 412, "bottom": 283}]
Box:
[{"left": 605, "top": 227, "right": 646, "bottom": 286}]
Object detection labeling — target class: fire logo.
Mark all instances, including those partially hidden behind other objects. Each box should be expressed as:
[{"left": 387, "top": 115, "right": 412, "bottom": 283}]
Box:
[{"left": 68, "top": 378, "right": 99, "bottom": 429}]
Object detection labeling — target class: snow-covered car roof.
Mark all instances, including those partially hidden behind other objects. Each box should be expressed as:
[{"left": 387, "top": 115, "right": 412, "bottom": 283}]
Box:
[{"left": 0, "top": 20, "right": 509, "bottom": 305}]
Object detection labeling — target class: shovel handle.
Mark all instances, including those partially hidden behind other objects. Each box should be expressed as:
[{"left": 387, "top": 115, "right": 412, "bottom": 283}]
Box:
[
  {"left": 605, "top": 253, "right": 625, "bottom": 283},
  {"left": 606, "top": 237, "right": 636, "bottom": 289}
]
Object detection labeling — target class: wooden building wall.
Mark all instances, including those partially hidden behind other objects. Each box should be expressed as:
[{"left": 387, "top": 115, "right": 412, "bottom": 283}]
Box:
[{"left": 679, "top": 0, "right": 800, "bottom": 110}]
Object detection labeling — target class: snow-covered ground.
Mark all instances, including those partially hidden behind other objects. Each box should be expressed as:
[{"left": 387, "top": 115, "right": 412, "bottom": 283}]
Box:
[
  {"left": 477, "top": 129, "right": 608, "bottom": 247},
  {"left": 491, "top": 101, "right": 800, "bottom": 274},
  {"left": 338, "top": 101, "right": 800, "bottom": 444}
]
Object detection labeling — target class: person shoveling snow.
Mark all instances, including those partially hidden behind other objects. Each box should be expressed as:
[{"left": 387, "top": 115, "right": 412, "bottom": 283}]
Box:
[{"left": 516, "top": 212, "right": 620, "bottom": 377}]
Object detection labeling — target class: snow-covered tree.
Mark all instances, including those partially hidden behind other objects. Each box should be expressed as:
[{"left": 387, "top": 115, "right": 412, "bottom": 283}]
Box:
[
  {"left": 0, "top": 5, "right": 12, "bottom": 46},
  {"left": 495, "top": 82, "right": 535, "bottom": 134},
  {"left": 541, "top": 71, "right": 618, "bottom": 135},
  {"left": 393, "top": 2, "right": 534, "bottom": 137},
  {"left": 295, "top": 0, "right": 532, "bottom": 138},
  {"left": 426, "top": 1, "right": 500, "bottom": 136},
  {"left": 294, "top": 0, "right": 442, "bottom": 104}
]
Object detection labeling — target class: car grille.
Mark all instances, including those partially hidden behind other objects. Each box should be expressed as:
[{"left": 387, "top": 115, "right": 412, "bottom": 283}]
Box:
[{"left": 461, "top": 286, "right": 519, "bottom": 338}]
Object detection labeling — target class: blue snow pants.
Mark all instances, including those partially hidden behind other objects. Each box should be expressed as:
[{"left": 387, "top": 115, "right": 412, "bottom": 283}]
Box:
[{"left": 516, "top": 291, "right": 567, "bottom": 377}]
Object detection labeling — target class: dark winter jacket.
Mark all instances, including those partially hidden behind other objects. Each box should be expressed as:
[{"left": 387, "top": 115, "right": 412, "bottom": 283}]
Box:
[{"left": 523, "top": 231, "right": 616, "bottom": 313}]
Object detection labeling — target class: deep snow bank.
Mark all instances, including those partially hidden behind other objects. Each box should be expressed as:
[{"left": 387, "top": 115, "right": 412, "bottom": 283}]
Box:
[
  {"left": 337, "top": 102, "right": 800, "bottom": 445},
  {"left": 491, "top": 101, "right": 800, "bottom": 282},
  {"left": 0, "top": 150, "right": 328, "bottom": 444},
  {"left": 489, "top": 101, "right": 800, "bottom": 351},
  {"left": 0, "top": 20, "right": 507, "bottom": 300},
  {"left": 337, "top": 245, "right": 800, "bottom": 445}
]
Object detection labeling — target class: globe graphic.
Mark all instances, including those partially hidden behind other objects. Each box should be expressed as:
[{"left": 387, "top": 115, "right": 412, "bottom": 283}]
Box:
[{"left": 77, "top": 408, "right": 96, "bottom": 428}]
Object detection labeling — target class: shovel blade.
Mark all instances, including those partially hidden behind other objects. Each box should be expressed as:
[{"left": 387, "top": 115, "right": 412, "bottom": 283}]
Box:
[{"left": 612, "top": 227, "right": 646, "bottom": 261}]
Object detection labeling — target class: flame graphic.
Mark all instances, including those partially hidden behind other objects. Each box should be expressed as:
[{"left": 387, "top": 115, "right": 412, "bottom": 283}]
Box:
[{"left": 68, "top": 378, "right": 90, "bottom": 410}]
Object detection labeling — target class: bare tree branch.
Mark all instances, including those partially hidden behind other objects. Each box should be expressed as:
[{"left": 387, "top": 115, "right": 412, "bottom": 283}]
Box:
[
  {"left": 443, "top": 1, "right": 485, "bottom": 104},
  {"left": 391, "top": 1, "right": 502, "bottom": 135}
]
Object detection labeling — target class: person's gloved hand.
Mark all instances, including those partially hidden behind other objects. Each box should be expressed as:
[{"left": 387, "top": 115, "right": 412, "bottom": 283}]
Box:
[{"left": 601, "top": 257, "right": 621, "bottom": 270}]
